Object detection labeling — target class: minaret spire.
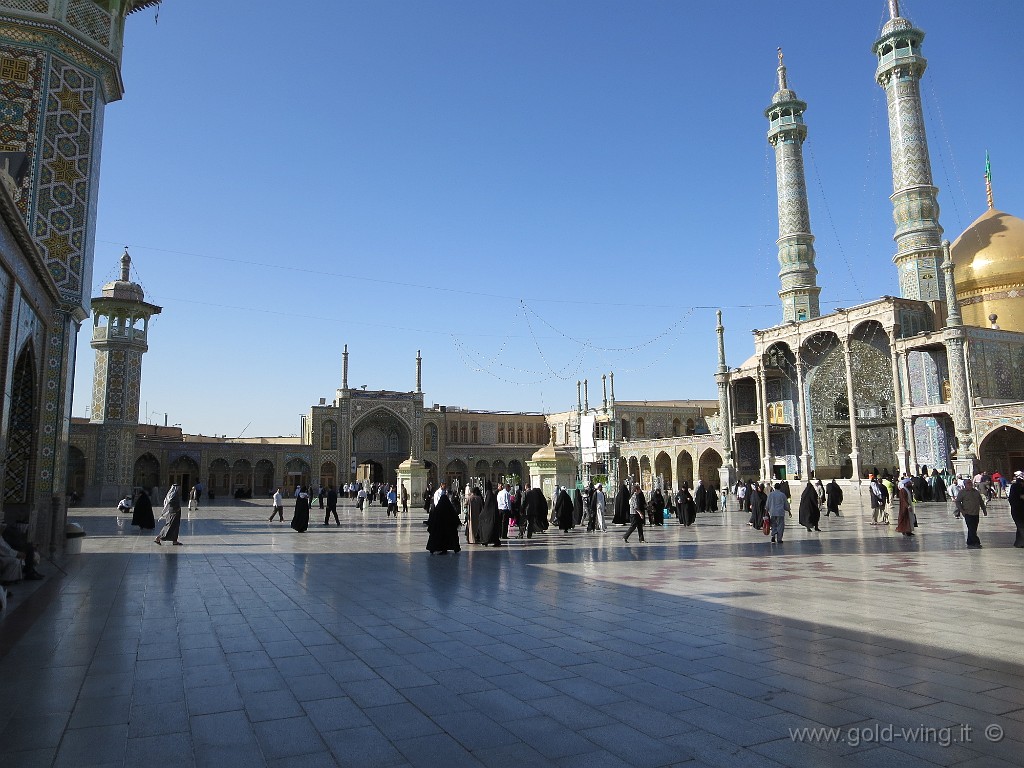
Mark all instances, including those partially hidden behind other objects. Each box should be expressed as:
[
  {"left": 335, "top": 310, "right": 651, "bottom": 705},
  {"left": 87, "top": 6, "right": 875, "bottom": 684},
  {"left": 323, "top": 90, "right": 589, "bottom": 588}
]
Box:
[
  {"left": 120, "top": 248, "right": 131, "bottom": 281},
  {"left": 416, "top": 350, "right": 422, "bottom": 393},
  {"left": 874, "top": 4, "right": 946, "bottom": 303},
  {"left": 765, "top": 48, "right": 820, "bottom": 322},
  {"left": 342, "top": 344, "right": 349, "bottom": 390}
]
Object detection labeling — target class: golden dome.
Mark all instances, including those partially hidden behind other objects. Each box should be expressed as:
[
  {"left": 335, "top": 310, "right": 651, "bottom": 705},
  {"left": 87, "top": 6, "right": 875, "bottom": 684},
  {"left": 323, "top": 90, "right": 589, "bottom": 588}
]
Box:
[{"left": 951, "top": 208, "right": 1024, "bottom": 331}]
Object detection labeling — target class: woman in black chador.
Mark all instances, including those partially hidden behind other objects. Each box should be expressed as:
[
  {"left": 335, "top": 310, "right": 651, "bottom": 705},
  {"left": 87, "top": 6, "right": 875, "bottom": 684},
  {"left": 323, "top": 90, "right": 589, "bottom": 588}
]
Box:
[
  {"left": 477, "top": 481, "right": 502, "bottom": 546},
  {"left": 694, "top": 480, "right": 709, "bottom": 514},
  {"left": 554, "top": 488, "right": 575, "bottom": 532},
  {"left": 291, "top": 487, "right": 310, "bottom": 533},
  {"left": 649, "top": 488, "right": 665, "bottom": 526},
  {"left": 748, "top": 482, "right": 765, "bottom": 530},
  {"left": 572, "top": 489, "right": 584, "bottom": 527},
  {"left": 677, "top": 482, "right": 697, "bottom": 526},
  {"left": 798, "top": 481, "right": 821, "bottom": 532},
  {"left": 426, "top": 492, "right": 462, "bottom": 554},
  {"left": 612, "top": 482, "right": 631, "bottom": 525},
  {"left": 132, "top": 489, "right": 155, "bottom": 531}
]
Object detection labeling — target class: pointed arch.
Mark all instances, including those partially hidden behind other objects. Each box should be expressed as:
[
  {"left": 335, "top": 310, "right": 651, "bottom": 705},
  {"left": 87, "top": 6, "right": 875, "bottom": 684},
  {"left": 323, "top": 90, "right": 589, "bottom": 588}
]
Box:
[{"left": 3, "top": 346, "right": 37, "bottom": 507}]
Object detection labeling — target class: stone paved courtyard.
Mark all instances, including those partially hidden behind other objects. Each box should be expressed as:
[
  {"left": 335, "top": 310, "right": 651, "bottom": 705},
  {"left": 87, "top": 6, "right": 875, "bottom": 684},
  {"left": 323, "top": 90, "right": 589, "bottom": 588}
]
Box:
[{"left": 1, "top": 494, "right": 1022, "bottom": 767}]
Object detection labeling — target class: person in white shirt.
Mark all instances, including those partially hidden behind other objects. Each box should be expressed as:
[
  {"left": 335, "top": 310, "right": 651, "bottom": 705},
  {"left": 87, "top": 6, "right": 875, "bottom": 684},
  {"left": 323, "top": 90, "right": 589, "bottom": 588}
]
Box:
[
  {"left": 496, "top": 483, "right": 511, "bottom": 539},
  {"left": 433, "top": 480, "right": 447, "bottom": 508},
  {"left": 269, "top": 488, "right": 284, "bottom": 522}
]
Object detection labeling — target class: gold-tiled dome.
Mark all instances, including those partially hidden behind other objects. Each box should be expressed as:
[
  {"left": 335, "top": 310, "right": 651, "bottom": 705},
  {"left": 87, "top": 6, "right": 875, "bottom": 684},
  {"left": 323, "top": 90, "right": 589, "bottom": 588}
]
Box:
[{"left": 951, "top": 208, "right": 1024, "bottom": 331}]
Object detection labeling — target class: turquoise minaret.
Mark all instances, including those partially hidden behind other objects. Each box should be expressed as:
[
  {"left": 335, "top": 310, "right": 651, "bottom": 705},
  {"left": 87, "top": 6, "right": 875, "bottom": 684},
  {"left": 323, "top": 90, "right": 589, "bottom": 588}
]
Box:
[
  {"left": 873, "top": 0, "right": 945, "bottom": 302},
  {"left": 765, "top": 49, "right": 820, "bottom": 323}
]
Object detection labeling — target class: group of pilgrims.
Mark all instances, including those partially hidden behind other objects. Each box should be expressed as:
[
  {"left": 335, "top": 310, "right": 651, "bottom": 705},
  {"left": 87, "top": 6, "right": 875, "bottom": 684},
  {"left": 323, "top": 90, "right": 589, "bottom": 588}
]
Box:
[{"left": 424, "top": 478, "right": 724, "bottom": 554}]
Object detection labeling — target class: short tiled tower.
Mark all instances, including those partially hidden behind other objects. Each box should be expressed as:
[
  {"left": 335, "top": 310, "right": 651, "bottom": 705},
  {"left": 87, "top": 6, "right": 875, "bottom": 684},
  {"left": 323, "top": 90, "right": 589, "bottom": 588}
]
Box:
[{"left": 89, "top": 249, "right": 160, "bottom": 502}]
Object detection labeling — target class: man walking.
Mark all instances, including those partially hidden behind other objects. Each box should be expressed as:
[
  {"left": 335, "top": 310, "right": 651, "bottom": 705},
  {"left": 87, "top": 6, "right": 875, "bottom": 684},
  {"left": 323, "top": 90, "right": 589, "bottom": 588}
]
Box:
[
  {"left": 496, "top": 483, "right": 512, "bottom": 538},
  {"left": 400, "top": 483, "right": 409, "bottom": 515},
  {"left": 623, "top": 483, "right": 646, "bottom": 543},
  {"left": 766, "top": 482, "right": 790, "bottom": 544},
  {"left": 325, "top": 485, "right": 339, "bottom": 526},
  {"left": 955, "top": 477, "right": 987, "bottom": 549},
  {"left": 269, "top": 488, "right": 284, "bottom": 522}
]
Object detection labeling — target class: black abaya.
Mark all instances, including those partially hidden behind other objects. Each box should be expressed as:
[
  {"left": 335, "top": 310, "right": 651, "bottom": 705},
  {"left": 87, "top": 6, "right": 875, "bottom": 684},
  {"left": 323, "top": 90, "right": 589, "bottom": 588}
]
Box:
[
  {"left": 612, "top": 483, "right": 630, "bottom": 525},
  {"left": 554, "top": 490, "right": 574, "bottom": 532},
  {"left": 797, "top": 482, "right": 820, "bottom": 531},
  {"left": 131, "top": 491, "right": 155, "bottom": 530},
  {"left": 291, "top": 494, "right": 310, "bottom": 532},
  {"left": 426, "top": 494, "right": 462, "bottom": 553}
]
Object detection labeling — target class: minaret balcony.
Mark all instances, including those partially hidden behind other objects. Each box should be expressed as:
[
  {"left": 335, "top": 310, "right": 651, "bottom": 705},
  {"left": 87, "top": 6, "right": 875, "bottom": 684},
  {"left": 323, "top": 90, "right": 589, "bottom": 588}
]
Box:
[{"left": 93, "top": 325, "right": 147, "bottom": 343}]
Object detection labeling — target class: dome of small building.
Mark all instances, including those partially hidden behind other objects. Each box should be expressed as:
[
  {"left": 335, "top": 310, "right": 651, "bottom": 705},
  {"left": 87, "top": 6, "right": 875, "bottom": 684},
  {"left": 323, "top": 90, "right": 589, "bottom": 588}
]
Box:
[
  {"left": 951, "top": 208, "right": 1024, "bottom": 331},
  {"left": 98, "top": 249, "right": 145, "bottom": 302}
]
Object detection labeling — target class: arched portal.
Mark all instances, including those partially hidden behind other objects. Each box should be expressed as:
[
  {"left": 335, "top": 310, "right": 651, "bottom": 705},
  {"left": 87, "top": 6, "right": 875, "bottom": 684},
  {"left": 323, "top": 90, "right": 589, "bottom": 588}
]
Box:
[
  {"left": 676, "top": 451, "right": 693, "bottom": 489},
  {"left": 320, "top": 461, "right": 337, "bottom": 491},
  {"left": 134, "top": 453, "right": 160, "bottom": 494},
  {"left": 351, "top": 408, "right": 412, "bottom": 486},
  {"left": 3, "top": 347, "right": 37, "bottom": 510},
  {"left": 67, "top": 446, "right": 86, "bottom": 501},
  {"left": 169, "top": 456, "right": 200, "bottom": 497},
  {"left": 474, "top": 460, "right": 490, "bottom": 484},
  {"left": 655, "top": 451, "right": 672, "bottom": 490},
  {"left": 232, "top": 459, "right": 252, "bottom": 494},
  {"left": 617, "top": 457, "right": 628, "bottom": 485},
  {"left": 979, "top": 426, "right": 1024, "bottom": 479},
  {"left": 208, "top": 458, "right": 229, "bottom": 496},
  {"left": 284, "top": 458, "right": 311, "bottom": 493},
  {"left": 491, "top": 460, "right": 506, "bottom": 484},
  {"left": 445, "top": 459, "right": 467, "bottom": 486},
  {"left": 627, "top": 456, "right": 640, "bottom": 486},
  {"left": 254, "top": 459, "right": 275, "bottom": 496},
  {"left": 639, "top": 455, "right": 652, "bottom": 489},
  {"left": 698, "top": 448, "right": 723, "bottom": 490},
  {"left": 508, "top": 460, "right": 523, "bottom": 486}
]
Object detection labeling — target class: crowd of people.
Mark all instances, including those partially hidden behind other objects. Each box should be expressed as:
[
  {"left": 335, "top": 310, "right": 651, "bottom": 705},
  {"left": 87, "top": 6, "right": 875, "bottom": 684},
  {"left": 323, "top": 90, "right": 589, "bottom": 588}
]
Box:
[
  {"left": 97, "top": 465, "right": 1024, "bottom": 557},
  {"left": 423, "top": 477, "right": 726, "bottom": 553},
  {"left": 730, "top": 465, "right": 1024, "bottom": 549}
]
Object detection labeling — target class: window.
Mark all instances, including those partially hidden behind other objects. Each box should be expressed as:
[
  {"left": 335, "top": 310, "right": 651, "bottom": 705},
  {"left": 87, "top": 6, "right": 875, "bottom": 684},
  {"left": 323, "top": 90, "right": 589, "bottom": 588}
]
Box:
[
  {"left": 686, "top": 418, "right": 695, "bottom": 435},
  {"left": 526, "top": 425, "right": 534, "bottom": 443},
  {"left": 470, "top": 422, "right": 478, "bottom": 443},
  {"left": 517, "top": 426, "right": 524, "bottom": 444},
  {"left": 423, "top": 423, "right": 437, "bottom": 451},
  {"left": 636, "top": 418, "right": 646, "bottom": 437},
  {"left": 460, "top": 424, "right": 468, "bottom": 443},
  {"left": 498, "top": 424, "right": 505, "bottom": 443},
  {"left": 451, "top": 425, "right": 458, "bottom": 443},
  {"left": 672, "top": 418, "right": 681, "bottom": 437},
  {"left": 321, "top": 420, "right": 337, "bottom": 450}
]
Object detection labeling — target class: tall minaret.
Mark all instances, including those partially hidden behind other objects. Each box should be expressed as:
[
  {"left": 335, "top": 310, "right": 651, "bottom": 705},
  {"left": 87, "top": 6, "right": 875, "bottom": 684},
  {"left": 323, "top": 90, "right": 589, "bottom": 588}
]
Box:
[
  {"left": 766, "top": 48, "right": 820, "bottom": 323},
  {"left": 874, "top": 0, "right": 945, "bottom": 303},
  {"left": 89, "top": 250, "right": 161, "bottom": 502},
  {"left": 0, "top": 2, "right": 158, "bottom": 536}
]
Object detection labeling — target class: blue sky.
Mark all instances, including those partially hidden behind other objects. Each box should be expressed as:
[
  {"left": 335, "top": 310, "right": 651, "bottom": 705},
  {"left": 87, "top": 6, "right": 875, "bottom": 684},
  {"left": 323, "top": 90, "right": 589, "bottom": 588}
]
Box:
[{"left": 73, "top": 0, "right": 1024, "bottom": 437}]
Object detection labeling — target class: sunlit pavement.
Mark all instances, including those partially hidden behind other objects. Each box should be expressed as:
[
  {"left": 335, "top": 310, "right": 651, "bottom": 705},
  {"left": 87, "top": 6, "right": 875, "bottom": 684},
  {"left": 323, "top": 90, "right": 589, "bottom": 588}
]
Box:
[{"left": 1, "top": 495, "right": 1021, "bottom": 767}]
